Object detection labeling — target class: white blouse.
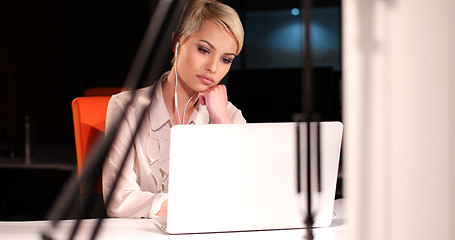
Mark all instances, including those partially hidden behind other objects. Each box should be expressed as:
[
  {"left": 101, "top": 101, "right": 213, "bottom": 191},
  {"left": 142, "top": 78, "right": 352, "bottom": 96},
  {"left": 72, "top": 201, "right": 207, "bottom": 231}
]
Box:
[{"left": 102, "top": 72, "right": 246, "bottom": 218}]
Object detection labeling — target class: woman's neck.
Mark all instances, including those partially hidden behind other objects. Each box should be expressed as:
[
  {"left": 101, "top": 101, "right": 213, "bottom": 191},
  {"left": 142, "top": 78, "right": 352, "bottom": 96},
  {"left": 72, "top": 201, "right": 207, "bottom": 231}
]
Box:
[{"left": 163, "top": 70, "right": 199, "bottom": 124}]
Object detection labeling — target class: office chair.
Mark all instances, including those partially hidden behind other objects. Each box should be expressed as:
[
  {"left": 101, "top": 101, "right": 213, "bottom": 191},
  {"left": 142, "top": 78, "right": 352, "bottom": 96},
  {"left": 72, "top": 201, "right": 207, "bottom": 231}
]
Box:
[{"left": 71, "top": 96, "right": 111, "bottom": 194}]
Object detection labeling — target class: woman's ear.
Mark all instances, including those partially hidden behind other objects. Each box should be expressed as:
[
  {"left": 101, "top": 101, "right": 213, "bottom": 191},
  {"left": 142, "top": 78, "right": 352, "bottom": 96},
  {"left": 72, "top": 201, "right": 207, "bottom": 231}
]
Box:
[{"left": 171, "top": 32, "right": 179, "bottom": 53}]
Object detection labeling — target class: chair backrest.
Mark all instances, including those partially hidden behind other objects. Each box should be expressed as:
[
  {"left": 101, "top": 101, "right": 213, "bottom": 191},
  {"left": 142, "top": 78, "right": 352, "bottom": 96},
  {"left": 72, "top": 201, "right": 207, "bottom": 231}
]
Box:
[{"left": 71, "top": 96, "right": 111, "bottom": 193}]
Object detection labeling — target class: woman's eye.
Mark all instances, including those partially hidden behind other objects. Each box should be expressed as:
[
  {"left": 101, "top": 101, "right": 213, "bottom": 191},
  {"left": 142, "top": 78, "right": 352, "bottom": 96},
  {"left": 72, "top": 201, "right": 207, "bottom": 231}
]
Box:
[
  {"left": 198, "top": 47, "right": 209, "bottom": 54},
  {"left": 222, "top": 58, "right": 233, "bottom": 64}
]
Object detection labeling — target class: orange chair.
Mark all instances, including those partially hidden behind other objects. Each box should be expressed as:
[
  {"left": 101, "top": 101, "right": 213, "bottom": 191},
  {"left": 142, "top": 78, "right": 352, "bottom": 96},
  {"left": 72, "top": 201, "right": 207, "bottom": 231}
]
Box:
[{"left": 71, "top": 96, "right": 111, "bottom": 193}]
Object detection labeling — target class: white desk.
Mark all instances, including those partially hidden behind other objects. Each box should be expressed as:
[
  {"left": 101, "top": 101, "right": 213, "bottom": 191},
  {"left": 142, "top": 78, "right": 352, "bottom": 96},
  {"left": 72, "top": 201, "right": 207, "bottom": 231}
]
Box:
[{"left": 0, "top": 200, "right": 346, "bottom": 240}]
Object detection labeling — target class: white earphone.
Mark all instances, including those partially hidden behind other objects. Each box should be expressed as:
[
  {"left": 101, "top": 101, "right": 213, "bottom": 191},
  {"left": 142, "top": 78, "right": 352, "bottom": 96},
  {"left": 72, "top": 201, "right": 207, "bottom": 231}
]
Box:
[
  {"left": 174, "top": 42, "right": 180, "bottom": 122},
  {"left": 173, "top": 42, "right": 198, "bottom": 125}
]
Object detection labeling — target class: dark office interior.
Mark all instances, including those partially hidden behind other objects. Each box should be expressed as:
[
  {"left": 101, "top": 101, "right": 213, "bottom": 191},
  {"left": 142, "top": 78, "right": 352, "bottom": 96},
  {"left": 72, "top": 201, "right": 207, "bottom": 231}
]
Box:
[{"left": 0, "top": 0, "right": 342, "bottom": 220}]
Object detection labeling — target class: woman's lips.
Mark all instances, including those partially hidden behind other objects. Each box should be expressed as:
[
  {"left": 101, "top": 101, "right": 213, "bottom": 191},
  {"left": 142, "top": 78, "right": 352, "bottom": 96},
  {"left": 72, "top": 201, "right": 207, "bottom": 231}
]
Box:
[{"left": 197, "top": 75, "right": 214, "bottom": 85}]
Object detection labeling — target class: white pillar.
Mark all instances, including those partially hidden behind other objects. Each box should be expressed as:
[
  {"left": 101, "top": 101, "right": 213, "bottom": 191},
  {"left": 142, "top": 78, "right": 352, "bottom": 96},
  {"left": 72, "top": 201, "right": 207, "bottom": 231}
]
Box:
[{"left": 342, "top": 1, "right": 455, "bottom": 240}]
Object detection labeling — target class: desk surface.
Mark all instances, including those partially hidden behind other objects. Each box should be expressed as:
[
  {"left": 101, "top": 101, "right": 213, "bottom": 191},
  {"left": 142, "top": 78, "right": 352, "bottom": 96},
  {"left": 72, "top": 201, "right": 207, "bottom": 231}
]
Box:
[{"left": 0, "top": 200, "right": 346, "bottom": 240}]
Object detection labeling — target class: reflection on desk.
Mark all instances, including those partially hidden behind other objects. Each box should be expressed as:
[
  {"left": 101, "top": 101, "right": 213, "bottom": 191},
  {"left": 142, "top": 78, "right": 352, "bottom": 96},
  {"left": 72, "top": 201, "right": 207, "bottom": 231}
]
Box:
[{"left": 0, "top": 200, "right": 346, "bottom": 240}]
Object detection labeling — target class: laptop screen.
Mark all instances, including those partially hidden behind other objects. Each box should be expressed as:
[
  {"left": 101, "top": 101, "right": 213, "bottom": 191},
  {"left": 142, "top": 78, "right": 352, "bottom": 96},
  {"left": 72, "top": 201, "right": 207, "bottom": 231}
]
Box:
[{"left": 166, "top": 122, "right": 343, "bottom": 234}]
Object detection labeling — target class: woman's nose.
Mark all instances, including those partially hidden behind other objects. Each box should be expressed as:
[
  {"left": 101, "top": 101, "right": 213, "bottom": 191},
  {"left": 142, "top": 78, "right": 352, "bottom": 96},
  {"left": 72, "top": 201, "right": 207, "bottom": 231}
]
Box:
[{"left": 205, "top": 56, "right": 217, "bottom": 73}]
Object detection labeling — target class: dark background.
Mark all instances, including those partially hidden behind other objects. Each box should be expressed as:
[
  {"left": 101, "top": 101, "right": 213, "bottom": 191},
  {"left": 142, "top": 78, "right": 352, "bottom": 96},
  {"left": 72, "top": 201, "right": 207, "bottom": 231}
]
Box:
[{"left": 0, "top": 0, "right": 341, "bottom": 220}]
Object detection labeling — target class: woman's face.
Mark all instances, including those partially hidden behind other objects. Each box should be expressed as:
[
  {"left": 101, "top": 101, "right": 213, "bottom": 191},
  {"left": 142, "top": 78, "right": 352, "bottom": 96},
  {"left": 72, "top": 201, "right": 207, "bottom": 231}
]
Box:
[{"left": 175, "top": 20, "right": 238, "bottom": 93}]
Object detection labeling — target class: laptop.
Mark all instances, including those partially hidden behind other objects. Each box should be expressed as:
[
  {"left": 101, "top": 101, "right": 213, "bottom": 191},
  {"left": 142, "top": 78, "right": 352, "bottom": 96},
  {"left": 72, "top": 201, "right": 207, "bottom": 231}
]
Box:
[{"left": 152, "top": 122, "right": 343, "bottom": 234}]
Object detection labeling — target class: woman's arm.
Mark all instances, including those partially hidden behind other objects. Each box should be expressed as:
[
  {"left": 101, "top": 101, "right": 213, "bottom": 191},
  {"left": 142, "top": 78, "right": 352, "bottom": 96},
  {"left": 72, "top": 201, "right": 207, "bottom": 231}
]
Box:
[{"left": 102, "top": 93, "right": 166, "bottom": 218}]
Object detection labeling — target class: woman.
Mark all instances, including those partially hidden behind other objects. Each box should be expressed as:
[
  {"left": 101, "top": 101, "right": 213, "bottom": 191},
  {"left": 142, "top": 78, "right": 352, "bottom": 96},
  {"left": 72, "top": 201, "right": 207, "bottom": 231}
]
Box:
[{"left": 102, "top": 0, "right": 246, "bottom": 218}]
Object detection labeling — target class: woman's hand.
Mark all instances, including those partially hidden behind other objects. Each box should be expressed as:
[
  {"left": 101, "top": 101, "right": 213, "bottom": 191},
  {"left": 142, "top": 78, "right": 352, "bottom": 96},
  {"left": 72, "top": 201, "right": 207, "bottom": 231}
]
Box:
[
  {"left": 156, "top": 199, "right": 168, "bottom": 217},
  {"left": 198, "top": 84, "right": 233, "bottom": 124}
]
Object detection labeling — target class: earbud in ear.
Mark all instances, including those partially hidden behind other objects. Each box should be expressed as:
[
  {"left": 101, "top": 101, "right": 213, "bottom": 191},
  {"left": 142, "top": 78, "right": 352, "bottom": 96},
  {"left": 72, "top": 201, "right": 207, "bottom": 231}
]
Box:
[{"left": 175, "top": 42, "right": 180, "bottom": 55}]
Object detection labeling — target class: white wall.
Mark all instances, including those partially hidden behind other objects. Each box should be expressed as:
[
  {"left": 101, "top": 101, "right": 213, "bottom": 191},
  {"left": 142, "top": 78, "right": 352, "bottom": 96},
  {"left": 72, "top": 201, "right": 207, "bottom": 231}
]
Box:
[{"left": 342, "top": 1, "right": 455, "bottom": 240}]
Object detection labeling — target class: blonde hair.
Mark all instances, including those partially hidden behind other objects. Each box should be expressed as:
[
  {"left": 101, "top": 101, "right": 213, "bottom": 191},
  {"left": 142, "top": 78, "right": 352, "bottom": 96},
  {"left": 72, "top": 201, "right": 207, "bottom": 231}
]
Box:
[{"left": 173, "top": 0, "right": 244, "bottom": 55}]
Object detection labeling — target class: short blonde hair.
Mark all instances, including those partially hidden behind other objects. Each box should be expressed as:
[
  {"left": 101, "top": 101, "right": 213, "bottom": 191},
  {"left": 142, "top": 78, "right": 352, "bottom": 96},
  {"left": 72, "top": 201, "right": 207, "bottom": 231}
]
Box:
[{"left": 174, "top": 0, "right": 244, "bottom": 55}]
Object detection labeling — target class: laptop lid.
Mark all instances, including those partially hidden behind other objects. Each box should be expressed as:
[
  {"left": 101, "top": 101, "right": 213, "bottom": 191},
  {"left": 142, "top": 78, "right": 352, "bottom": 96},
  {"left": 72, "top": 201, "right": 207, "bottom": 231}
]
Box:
[{"left": 166, "top": 122, "right": 343, "bottom": 234}]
